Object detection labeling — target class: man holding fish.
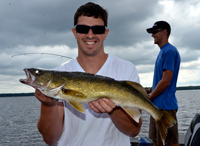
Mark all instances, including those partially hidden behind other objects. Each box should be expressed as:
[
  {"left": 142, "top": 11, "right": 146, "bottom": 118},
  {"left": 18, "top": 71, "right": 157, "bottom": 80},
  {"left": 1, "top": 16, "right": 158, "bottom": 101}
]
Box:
[{"left": 34, "top": 2, "right": 142, "bottom": 146}]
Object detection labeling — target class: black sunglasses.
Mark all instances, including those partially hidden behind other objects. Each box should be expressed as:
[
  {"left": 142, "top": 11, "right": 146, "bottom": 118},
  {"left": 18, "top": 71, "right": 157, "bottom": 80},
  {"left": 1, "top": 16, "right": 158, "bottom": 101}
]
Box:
[
  {"left": 75, "top": 25, "right": 106, "bottom": 34},
  {"left": 152, "top": 29, "right": 164, "bottom": 35}
]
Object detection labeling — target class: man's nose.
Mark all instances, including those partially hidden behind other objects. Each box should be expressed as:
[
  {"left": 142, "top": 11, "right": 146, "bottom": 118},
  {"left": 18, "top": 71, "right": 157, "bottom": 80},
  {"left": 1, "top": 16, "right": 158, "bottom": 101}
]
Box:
[{"left": 86, "top": 28, "right": 95, "bottom": 38}]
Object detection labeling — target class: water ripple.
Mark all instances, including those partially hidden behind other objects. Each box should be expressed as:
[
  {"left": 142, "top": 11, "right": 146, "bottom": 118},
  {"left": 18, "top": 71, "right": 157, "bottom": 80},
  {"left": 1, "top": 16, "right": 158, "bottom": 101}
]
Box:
[{"left": 0, "top": 90, "right": 199, "bottom": 145}]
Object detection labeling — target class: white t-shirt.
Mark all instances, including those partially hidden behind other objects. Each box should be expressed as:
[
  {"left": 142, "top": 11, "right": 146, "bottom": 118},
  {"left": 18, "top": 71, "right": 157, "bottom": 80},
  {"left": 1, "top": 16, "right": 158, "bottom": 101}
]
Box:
[{"left": 56, "top": 54, "right": 140, "bottom": 146}]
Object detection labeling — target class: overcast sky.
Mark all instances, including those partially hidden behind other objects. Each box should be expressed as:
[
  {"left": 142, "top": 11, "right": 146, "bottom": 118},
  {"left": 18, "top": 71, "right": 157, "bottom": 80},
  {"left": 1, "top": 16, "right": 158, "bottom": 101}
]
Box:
[{"left": 1, "top": 0, "right": 200, "bottom": 93}]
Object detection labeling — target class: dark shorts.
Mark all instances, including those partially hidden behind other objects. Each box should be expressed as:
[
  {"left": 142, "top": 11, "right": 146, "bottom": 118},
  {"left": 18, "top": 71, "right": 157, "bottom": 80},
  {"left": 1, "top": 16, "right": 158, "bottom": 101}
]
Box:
[{"left": 149, "top": 110, "right": 179, "bottom": 145}]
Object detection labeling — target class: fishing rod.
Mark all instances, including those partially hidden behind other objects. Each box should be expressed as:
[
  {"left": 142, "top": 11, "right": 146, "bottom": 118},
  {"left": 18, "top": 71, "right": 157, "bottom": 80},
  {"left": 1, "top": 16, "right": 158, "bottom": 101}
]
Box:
[{"left": 12, "top": 53, "right": 73, "bottom": 59}]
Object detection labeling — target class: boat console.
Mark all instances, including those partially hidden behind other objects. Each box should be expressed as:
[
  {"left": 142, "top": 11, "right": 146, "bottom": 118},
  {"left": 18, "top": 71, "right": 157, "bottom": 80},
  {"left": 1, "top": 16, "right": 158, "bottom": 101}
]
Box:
[{"left": 184, "top": 113, "right": 200, "bottom": 146}]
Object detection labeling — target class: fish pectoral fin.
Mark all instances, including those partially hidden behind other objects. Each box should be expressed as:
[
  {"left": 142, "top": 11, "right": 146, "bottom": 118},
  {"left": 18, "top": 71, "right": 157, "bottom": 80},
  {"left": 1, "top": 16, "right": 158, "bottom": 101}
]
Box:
[
  {"left": 68, "top": 101, "right": 85, "bottom": 114},
  {"left": 123, "top": 81, "right": 149, "bottom": 99},
  {"left": 123, "top": 107, "right": 141, "bottom": 123},
  {"left": 39, "top": 83, "right": 65, "bottom": 98},
  {"left": 62, "top": 89, "right": 87, "bottom": 98}
]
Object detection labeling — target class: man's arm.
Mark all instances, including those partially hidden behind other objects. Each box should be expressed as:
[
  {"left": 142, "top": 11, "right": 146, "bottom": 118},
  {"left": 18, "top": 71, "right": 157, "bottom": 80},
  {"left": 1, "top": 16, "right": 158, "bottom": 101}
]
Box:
[
  {"left": 88, "top": 99, "right": 142, "bottom": 137},
  {"left": 149, "top": 69, "right": 173, "bottom": 101},
  {"left": 35, "top": 89, "right": 64, "bottom": 145}
]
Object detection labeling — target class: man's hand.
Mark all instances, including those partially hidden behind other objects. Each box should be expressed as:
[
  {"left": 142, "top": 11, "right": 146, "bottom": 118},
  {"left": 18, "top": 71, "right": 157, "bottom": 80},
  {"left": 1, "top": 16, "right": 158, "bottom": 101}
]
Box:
[
  {"left": 89, "top": 98, "right": 142, "bottom": 137},
  {"left": 35, "top": 89, "right": 58, "bottom": 106},
  {"left": 88, "top": 98, "right": 116, "bottom": 113}
]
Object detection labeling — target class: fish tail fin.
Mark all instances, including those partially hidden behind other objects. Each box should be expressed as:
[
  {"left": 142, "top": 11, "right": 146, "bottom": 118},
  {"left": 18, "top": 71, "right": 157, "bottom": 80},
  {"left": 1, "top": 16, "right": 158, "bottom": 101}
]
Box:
[{"left": 156, "top": 110, "right": 177, "bottom": 144}]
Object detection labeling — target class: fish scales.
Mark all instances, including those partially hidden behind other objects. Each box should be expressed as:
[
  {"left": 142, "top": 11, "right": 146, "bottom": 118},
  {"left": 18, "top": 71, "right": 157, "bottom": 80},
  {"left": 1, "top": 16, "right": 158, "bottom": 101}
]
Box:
[{"left": 62, "top": 72, "right": 145, "bottom": 107}]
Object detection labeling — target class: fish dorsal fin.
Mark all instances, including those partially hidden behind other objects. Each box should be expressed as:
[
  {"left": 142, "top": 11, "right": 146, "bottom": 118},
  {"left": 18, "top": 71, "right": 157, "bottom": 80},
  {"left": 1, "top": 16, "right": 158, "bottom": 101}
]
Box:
[
  {"left": 66, "top": 72, "right": 115, "bottom": 81},
  {"left": 123, "top": 81, "right": 149, "bottom": 99},
  {"left": 68, "top": 101, "right": 85, "bottom": 114},
  {"left": 122, "top": 107, "right": 141, "bottom": 123}
]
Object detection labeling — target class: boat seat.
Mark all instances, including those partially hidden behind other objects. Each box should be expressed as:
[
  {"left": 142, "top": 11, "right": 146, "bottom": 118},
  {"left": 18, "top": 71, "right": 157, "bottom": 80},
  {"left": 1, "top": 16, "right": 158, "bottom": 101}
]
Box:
[{"left": 184, "top": 113, "right": 200, "bottom": 146}]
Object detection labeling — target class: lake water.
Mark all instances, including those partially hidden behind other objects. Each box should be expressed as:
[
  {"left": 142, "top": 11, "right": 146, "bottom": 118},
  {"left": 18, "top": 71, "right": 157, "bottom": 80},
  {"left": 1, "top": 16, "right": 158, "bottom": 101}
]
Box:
[{"left": 0, "top": 90, "right": 199, "bottom": 145}]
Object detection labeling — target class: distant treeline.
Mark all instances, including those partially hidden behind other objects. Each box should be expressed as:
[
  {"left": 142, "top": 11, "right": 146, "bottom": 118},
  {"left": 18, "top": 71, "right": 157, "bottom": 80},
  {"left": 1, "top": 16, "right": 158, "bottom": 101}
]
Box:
[
  {"left": 144, "top": 86, "right": 200, "bottom": 91},
  {"left": 145, "top": 86, "right": 200, "bottom": 90},
  {"left": 0, "top": 93, "right": 34, "bottom": 97},
  {"left": 1, "top": 86, "right": 200, "bottom": 97},
  {"left": 176, "top": 86, "right": 200, "bottom": 90}
]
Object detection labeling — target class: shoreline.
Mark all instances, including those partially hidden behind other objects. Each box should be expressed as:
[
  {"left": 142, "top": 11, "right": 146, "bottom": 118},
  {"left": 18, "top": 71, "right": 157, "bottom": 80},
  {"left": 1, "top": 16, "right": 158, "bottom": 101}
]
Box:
[
  {"left": 0, "top": 93, "right": 34, "bottom": 97},
  {"left": 1, "top": 86, "right": 200, "bottom": 97}
]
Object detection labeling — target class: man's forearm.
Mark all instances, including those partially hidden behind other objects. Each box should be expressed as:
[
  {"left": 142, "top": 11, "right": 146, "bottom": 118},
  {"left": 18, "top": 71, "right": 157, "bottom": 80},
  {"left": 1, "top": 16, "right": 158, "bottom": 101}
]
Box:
[
  {"left": 149, "top": 70, "right": 173, "bottom": 101},
  {"left": 37, "top": 103, "right": 63, "bottom": 145},
  {"left": 149, "top": 80, "right": 169, "bottom": 101},
  {"left": 109, "top": 107, "right": 142, "bottom": 137}
]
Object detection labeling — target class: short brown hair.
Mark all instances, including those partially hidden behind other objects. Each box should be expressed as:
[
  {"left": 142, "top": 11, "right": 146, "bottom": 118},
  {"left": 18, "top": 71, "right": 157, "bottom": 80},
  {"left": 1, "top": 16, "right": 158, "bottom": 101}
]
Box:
[{"left": 74, "top": 2, "right": 108, "bottom": 27}]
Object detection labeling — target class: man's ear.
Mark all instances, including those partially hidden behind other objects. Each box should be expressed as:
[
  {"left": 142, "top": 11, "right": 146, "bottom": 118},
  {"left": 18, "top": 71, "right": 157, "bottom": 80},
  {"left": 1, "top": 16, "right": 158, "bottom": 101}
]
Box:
[
  {"left": 163, "top": 29, "right": 168, "bottom": 35},
  {"left": 72, "top": 28, "right": 77, "bottom": 39},
  {"left": 104, "top": 29, "right": 109, "bottom": 40}
]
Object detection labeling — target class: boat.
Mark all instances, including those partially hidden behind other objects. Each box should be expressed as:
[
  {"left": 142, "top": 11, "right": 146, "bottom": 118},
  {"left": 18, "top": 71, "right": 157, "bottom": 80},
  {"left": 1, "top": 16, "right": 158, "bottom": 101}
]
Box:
[
  {"left": 130, "top": 113, "right": 200, "bottom": 146},
  {"left": 184, "top": 113, "right": 200, "bottom": 146}
]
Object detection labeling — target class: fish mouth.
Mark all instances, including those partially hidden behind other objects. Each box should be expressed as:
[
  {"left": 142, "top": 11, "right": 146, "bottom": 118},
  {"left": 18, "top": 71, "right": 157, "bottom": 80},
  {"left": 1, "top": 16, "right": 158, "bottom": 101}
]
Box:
[{"left": 19, "top": 68, "right": 35, "bottom": 85}]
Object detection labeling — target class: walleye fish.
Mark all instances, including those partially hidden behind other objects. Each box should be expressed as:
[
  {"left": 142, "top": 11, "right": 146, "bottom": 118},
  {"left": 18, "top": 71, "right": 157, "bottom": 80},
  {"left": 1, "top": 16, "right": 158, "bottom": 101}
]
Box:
[{"left": 20, "top": 68, "right": 176, "bottom": 143}]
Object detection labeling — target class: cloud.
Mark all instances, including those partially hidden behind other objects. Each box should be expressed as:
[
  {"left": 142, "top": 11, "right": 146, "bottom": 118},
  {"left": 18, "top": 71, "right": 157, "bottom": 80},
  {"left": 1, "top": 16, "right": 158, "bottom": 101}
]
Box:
[
  {"left": 1, "top": 0, "right": 200, "bottom": 93},
  {"left": 0, "top": 0, "right": 78, "bottom": 50}
]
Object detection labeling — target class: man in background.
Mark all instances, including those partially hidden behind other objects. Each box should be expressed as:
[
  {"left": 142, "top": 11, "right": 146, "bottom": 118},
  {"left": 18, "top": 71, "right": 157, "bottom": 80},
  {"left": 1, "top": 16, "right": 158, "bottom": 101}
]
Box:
[{"left": 146, "top": 21, "right": 181, "bottom": 146}]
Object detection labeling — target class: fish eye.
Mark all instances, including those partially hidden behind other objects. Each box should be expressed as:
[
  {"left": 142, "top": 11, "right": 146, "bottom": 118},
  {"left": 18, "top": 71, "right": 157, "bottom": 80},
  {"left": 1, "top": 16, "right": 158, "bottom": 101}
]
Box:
[{"left": 35, "top": 70, "right": 40, "bottom": 74}]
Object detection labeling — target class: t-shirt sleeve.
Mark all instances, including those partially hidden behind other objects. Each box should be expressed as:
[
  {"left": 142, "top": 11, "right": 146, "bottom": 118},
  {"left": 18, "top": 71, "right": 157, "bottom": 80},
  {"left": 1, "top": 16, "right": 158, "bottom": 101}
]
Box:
[
  {"left": 163, "top": 49, "right": 176, "bottom": 72},
  {"left": 126, "top": 64, "right": 140, "bottom": 84}
]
